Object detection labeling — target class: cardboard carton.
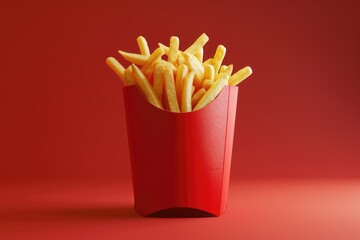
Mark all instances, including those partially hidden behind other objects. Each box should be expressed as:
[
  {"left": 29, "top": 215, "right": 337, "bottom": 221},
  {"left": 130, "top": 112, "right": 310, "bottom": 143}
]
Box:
[{"left": 123, "top": 85, "right": 238, "bottom": 217}]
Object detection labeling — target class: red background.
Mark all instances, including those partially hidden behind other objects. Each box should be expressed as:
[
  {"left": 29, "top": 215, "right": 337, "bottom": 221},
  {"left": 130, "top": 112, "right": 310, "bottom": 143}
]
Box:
[
  {"left": 1, "top": 0, "right": 360, "bottom": 239},
  {"left": 1, "top": 0, "right": 359, "bottom": 183}
]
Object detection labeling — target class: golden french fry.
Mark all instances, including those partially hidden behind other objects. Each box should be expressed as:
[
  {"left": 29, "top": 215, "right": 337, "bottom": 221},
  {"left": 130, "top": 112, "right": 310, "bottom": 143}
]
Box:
[
  {"left": 168, "top": 36, "right": 179, "bottom": 64},
  {"left": 185, "top": 33, "right": 209, "bottom": 54},
  {"left": 219, "top": 65, "right": 227, "bottom": 73},
  {"left": 152, "top": 59, "right": 176, "bottom": 72},
  {"left": 229, "top": 66, "right": 253, "bottom": 86},
  {"left": 181, "top": 71, "right": 195, "bottom": 112},
  {"left": 158, "top": 43, "right": 169, "bottom": 55},
  {"left": 153, "top": 64, "right": 164, "bottom": 100},
  {"left": 192, "top": 88, "right": 206, "bottom": 107},
  {"left": 203, "top": 58, "right": 213, "bottom": 65},
  {"left": 137, "top": 36, "right": 150, "bottom": 56},
  {"left": 163, "top": 68, "right": 180, "bottom": 112},
  {"left": 163, "top": 86, "right": 170, "bottom": 111},
  {"left": 141, "top": 47, "right": 165, "bottom": 73},
  {"left": 145, "top": 68, "right": 154, "bottom": 83},
  {"left": 177, "top": 53, "right": 185, "bottom": 65},
  {"left": 220, "top": 64, "right": 233, "bottom": 76},
  {"left": 175, "top": 64, "right": 188, "bottom": 103},
  {"left": 203, "top": 79, "right": 214, "bottom": 90},
  {"left": 203, "top": 64, "right": 215, "bottom": 80},
  {"left": 131, "top": 64, "right": 163, "bottom": 110},
  {"left": 225, "top": 65, "right": 234, "bottom": 76},
  {"left": 159, "top": 42, "right": 182, "bottom": 63},
  {"left": 213, "top": 45, "right": 226, "bottom": 73},
  {"left": 191, "top": 86, "right": 195, "bottom": 95},
  {"left": 194, "top": 48, "right": 203, "bottom": 63},
  {"left": 124, "top": 66, "right": 136, "bottom": 85},
  {"left": 106, "top": 57, "right": 127, "bottom": 85},
  {"left": 182, "top": 52, "right": 204, "bottom": 88},
  {"left": 194, "top": 74, "right": 229, "bottom": 110},
  {"left": 118, "top": 50, "right": 148, "bottom": 65}
]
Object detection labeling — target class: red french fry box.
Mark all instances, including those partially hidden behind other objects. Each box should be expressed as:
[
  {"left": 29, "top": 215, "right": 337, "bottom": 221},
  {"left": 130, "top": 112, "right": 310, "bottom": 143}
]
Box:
[{"left": 123, "top": 85, "right": 238, "bottom": 217}]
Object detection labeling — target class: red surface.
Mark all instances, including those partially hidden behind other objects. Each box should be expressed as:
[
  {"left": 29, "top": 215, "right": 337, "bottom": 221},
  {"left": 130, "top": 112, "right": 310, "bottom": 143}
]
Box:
[
  {"left": 123, "top": 86, "right": 238, "bottom": 216},
  {"left": 1, "top": 180, "right": 360, "bottom": 240},
  {"left": 0, "top": 0, "right": 360, "bottom": 239}
]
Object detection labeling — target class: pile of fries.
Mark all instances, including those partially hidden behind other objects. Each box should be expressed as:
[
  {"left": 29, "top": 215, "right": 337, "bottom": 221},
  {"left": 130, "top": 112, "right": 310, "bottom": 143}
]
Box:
[{"left": 106, "top": 33, "right": 252, "bottom": 112}]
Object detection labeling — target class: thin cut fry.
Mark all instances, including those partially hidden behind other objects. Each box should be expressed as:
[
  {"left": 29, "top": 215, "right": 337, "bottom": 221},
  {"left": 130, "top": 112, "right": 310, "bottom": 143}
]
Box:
[
  {"left": 181, "top": 71, "right": 195, "bottom": 112},
  {"left": 177, "top": 53, "right": 185, "bottom": 65},
  {"left": 185, "top": 33, "right": 209, "bottom": 54},
  {"left": 229, "top": 66, "right": 253, "bottom": 86},
  {"left": 203, "top": 79, "right": 214, "bottom": 90},
  {"left": 219, "top": 65, "right": 227, "bottom": 73},
  {"left": 220, "top": 64, "right": 233, "bottom": 76},
  {"left": 192, "top": 88, "right": 206, "bottom": 107},
  {"left": 153, "top": 64, "right": 164, "bottom": 100},
  {"left": 159, "top": 42, "right": 182, "bottom": 62},
  {"left": 106, "top": 57, "right": 127, "bottom": 85},
  {"left": 194, "top": 48, "right": 203, "bottom": 63},
  {"left": 141, "top": 47, "right": 165, "bottom": 73},
  {"left": 194, "top": 74, "right": 229, "bottom": 111},
  {"left": 163, "top": 68, "right": 180, "bottom": 112},
  {"left": 213, "top": 45, "right": 226, "bottom": 73},
  {"left": 145, "top": 68, "right": 154, "bottom": 84},
  {"left": 152, "top": 59, "right": 176, "bottom": 72},
  {"left": 175, "top": 64, "right": 188, "bottom": 103},
  {"left": 168, "top": 36, "right": 179, "bottom": 64},
  {"left": 182, "top": 52, "right": 204, "bottom": 88},
  {"left": 137, "top": 36, "right": 150, "bottom": 56},
  {"left": 203, "top": 58, "right": 213, "bottom": 65},
  {"left": 163, "top": 86, "right": 170, "bottom": 111},
  {"left": 124, "top": 66, "right": 135, "bottom": 85},
  {"left": 131, "top": 64, "right": 163, "bottom": 110},
  {"left": 191, "top": 86, "right": 195, "bottom": 95},
  {"left": 118, "top": 50, "right": 148, "bottom": 65},
  {"left": 158, "top": 43, "right": 169, "bottom": 55},
  {"left": 203, "top": 64, "right": 215, "bottom": 80}
]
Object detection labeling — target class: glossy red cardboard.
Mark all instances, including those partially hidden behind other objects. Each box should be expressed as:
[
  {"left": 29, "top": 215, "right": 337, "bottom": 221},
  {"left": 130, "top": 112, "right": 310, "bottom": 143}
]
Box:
[{"left": 123, "top": 85, "right": 238, "bottom": 216}]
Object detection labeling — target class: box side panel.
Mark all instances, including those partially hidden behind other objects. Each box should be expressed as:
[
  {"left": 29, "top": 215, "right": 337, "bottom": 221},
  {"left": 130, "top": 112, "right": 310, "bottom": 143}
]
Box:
[{"left": 220, "top": 87, "right": 238, "bottom": 214}]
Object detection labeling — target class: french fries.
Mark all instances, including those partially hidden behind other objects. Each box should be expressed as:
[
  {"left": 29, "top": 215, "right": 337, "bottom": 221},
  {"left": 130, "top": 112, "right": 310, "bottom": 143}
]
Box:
[
  {"left": 194, "top": 48, "right": 204, "bottom": 63},
  {"left": 203, "top": 79, "right": 213, "bottom": 90},
  {"left": 131, "top": 64, "right": 163, "bottom": 110},
  {"left": 175, "top": 64, "right": 188, "bottom": 103},
  {"left": 141, "top": 47, "right": 165, "bottom": 73},
  {"left": 229, "top": 66, "right": 253, "bottom": 86},
  {"left": 181, "top": 71, "right": 195, "bottom": 112},
  {"left": 203, "top": 64, "right": 215, "bottom": 80},
  {"left": 106, "top": 57, "right": 126, "bottom": 85},
  {"left": 153, "top": 64, "right": 164, "bottom": 101},
  {"left": 106, "top": 34, "right": 253, "bottom": 112},
  {"left": 124, "top": 66, "right": 136, "bottom": 86},
  {"left": 212, "top": 45, "right": 226, "bottom": 74},
  {"left": 163, "top": 68, "right": 180, "bottom": 112},
  {"left": 118, "top": 51, "right": 148, "bottom": 65},
  {"left": 192, "top": 88, "right": 206, "bottom": 107},
  {"left": 220, "top": 64, "right": 233, "bottom": 76},
  {"left": 168, "top": 36, "right": 179, "bottom": 64},
  {"left": 137, "top": 36, "right": 150, "bottom": 56},
  {"left": 194, "top": 74, "right": 229, "bottom": 111},
  {"left": 185, "top": 33, "right": 209, "bottom": 54},
  {"left": 182, "top": 52, "right": 204, "bottom": 89}
]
